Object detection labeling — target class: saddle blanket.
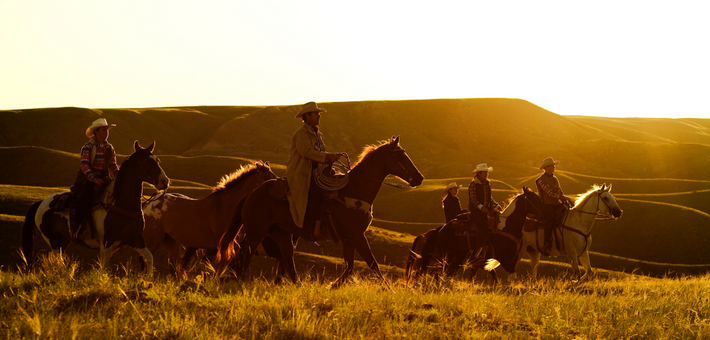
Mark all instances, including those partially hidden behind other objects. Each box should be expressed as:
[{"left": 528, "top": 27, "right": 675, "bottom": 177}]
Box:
[{"left": 49, "top": 193, "right": 73, "bottom": 212}]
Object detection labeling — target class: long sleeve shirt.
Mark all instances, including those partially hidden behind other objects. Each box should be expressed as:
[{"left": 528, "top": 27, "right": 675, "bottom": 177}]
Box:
[{"left": 80, "top": 140, "right": 118, "bottom": 183}]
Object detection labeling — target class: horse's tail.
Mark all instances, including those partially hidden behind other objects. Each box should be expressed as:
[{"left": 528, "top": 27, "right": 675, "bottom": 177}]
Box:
[
  {"left": 484, "top": 258, "right": 501, "bottom": 271},
  {"left": 216, "top": 196, "right": 246, "bottom": 268},
  {"left": 22, "top": 201, "right": 42, "bottom": 268},
  {"left": 404, "top": 233, "right": 427, "bottom": 280}
]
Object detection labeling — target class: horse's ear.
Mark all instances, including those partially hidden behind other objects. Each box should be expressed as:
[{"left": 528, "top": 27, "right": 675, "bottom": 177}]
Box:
[
  {"left": 600, "top": 183, "right": 607, "bottom": 191},
  {"left": 146, "top": 141, "right": 155, "bottom": 153},
  {"left": 133, "top": 140, "right": 141, "bottom": 152},
  {"left": 607, "top": 183, "right": 612, "bottom": 192},
  {"left": 393, "top": 135, "right": 400, "bottom": 146}
]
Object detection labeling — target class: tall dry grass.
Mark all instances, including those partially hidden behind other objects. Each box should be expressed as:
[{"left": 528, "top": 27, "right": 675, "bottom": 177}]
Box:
[{"left": 1, "top": 253, "right": 709, "bottom": 339}]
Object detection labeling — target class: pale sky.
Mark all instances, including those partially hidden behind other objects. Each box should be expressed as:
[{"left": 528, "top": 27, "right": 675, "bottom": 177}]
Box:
[{"left": 2, "top": 1, "right": 708, "bottom": 118}]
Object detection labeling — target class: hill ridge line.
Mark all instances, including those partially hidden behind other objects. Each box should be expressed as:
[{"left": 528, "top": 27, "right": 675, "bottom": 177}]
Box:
[{"left": 615, "top": 197, "right": 710, "bottom": 218}]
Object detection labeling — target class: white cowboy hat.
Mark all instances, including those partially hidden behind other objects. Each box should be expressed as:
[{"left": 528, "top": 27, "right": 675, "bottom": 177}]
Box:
[
  {"left": 295, "top": 101, "right": 327, "bottom": 119},
  {"left": 85, "top": 118, "right": 116, "bottom": 138},
  {"left": 445, "top": 182, "right": 462, "bottom": 193},
  {"left": 539, "top": 157, "right": 560, "bottom": 170},
  {"left": 473, "top": 163, "right": 492, "bottom": 173}
]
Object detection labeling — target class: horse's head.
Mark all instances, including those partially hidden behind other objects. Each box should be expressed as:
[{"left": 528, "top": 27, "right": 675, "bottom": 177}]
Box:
[
  {"left": 386, "top": 136, "right": 424, "bottom": 187},
  {"left": 255, "top": 160, "right": 277, "bottom": 186},
  {"left": 127, "top": 140, "right": 170, "bottom": 190},
  {"left": 598, "top": 184, "right": 623, "bottom": 220}
]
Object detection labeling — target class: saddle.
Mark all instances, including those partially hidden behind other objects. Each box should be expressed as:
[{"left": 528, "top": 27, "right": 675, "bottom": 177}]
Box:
[
  {"left": 269, "top": 178, "right": 289, "bottom": 198},
  {"left": 450, "top": 214, "right": 498, "bottom": 234},
  {"left": 49, "top": 192, "right": 74, "bottom": 212}
]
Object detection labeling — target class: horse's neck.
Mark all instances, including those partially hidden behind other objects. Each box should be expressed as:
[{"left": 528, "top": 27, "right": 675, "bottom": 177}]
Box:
[
  {"left": 206, "top": 176, "right": 256, "bottom": 203},
  {"left": 111, "top": 171, "right": 144, "bottom": 211},
  {"left": 567, "top": 194, "right": 598, "bottom": 233},
  {"left": 496, "top": 198, "right": 518, "bottom": 230},
  {"left": 343, "top": 159, "right": 385, "bottom": 203}
]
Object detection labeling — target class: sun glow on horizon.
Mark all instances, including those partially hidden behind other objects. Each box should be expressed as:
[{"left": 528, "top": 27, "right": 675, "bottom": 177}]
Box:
[{"left": 1, "top": 1, "right": 708, "bottom": 119}]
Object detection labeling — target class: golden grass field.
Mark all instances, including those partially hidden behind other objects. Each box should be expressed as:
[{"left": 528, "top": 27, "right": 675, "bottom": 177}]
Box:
[{"left": 2, "top": 99, "right": 710, "bottom": 338}]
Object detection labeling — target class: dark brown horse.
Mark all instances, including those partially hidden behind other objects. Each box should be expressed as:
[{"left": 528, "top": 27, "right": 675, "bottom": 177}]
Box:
[
  {"left": 142, "top": 161, "right": 276, "bottom": 277},
  {"left": 218, "top": 136, "right": 424, "bottom": 286},
  {"left": 410, "top": 187, "right": 547, "bottom": 284},
  {"left": 23, "top": 141, "right": 170, "bottom": 275}
]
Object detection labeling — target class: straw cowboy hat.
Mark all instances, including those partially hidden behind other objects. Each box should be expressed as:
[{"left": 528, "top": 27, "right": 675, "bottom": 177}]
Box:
[
  {"left": 295, "top": 101, "right": 327, "bottom": 119},
  {"left": 445, "top": 182, "right": 462, "bottom": 193},
  {"left": 539, "top": 157, "right": 560, "bottom": 170},
  {"left": 85, "top": 118, "right": 116, "bottom": 138},
  {"left": 473, "top": 163, "right": 493, "bottom": 173}
]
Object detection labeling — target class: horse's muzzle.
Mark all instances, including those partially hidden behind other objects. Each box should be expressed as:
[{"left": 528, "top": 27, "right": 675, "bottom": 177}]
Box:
[
  {"left": 155, "top": 175, "right": 170, "bottom": 191},
  {"left": 409, "top": 174, "right": 424, "bottom": 187}
]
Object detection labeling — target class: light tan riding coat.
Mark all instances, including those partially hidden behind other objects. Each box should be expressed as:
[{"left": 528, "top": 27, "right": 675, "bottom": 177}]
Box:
[{"left": 286, "top": 123, "right": 327, "bottom": 228}]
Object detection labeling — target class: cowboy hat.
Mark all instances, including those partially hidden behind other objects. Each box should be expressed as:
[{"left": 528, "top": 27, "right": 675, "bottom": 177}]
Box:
[
  {"left": 85, "top": 118, "right": 116, "bottom": 138},
  {"left": 473, "top": 163, "right": 492, "bottom": 173},
  {"left": 539, "top": 157, "right": 560, "bottom": 170},
  {"left": 295, "top": 101, "right": 327, "bottom": 119},
  {"left": 445, "top": 182, "right": 462, "bottom": 193}
]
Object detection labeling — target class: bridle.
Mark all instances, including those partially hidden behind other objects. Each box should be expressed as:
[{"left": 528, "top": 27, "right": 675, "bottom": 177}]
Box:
[
  {"left": 133, "top": 153, "right": 162, "bottom": 188},
  {"left": 573, "top": 191, "right": 617, "bottom": 221}
]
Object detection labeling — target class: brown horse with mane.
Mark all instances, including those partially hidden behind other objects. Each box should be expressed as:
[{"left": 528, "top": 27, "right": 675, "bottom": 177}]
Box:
[
  {"left": 142, "top": 160, "right": 276, "bottom": 277},
  {"left": 217, "top": 136, "right": 424, "bottom": 286}
]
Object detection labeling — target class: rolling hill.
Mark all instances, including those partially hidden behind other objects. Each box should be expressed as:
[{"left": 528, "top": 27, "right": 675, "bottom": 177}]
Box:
[{"left": 2, "top": 98, "right": 709, "bottom": 277}]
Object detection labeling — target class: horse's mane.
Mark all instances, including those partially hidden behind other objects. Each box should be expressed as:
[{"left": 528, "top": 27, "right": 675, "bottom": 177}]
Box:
[
  {"left": 500, "top": 191, "right": 525, "bottom": 211},
  {"left": 212, "top": 161, "right": 265, "bottom": 193},
  {"left": 573, "top": 184, "right": 603, "bottom": 209},
  {"left": 354, "top": 139, "right": 392, "bottom": 166}
]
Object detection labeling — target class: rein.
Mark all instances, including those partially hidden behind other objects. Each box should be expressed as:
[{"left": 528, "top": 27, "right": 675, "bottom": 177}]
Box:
[{"left": 558, "top": 192, "right": 614, "bottom": 256}]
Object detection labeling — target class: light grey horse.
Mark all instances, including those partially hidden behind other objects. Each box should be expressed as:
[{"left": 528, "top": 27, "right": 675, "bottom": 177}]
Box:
[{"left": 521, "top": 184, "right": 622, "bottom": 281}]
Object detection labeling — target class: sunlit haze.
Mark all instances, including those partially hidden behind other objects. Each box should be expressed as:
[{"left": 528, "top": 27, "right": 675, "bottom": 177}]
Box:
[{"left": 2, "top": 1, "right": 708, "bottom": 118}]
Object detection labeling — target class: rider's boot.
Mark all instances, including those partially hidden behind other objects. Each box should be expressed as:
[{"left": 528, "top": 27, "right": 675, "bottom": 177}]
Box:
[
  {"left": 313, "top": 220, "right": 328, "bottom": 242},
  {"left": 541, "top": 223, "right": 552, "bottom": 255}
]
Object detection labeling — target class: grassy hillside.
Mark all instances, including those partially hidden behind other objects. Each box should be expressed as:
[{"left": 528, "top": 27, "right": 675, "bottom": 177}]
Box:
[{"left": 2, "top": 98, "right": 710, "bottom": 277}]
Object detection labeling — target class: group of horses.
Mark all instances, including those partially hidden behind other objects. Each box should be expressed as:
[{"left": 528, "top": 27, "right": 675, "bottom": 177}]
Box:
[
  {"left": 405, "top": 183, "right": 622, "bottom": 283},
  {"left": 22, "top": 136, "right": 622, "bottom": 285}
]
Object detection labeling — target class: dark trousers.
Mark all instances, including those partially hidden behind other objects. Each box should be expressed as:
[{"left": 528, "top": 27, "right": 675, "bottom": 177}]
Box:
[
  {"left": 302, "top": 176, "right": 323, "bottom": 239},
  {"left": 471, "top": 211, "right": 488, "bottom": 256},
  {"left": 543, "top": 204, "right": 566, "bottom": 247},
  {"left": 71, "top": 180, "right": 95, "bottom": 231}
]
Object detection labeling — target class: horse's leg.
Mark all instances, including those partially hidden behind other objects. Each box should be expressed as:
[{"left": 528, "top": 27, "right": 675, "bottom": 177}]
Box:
[
  {"left": 577, "top": 251, "right": 593, "bottom": 281},
  {"left": 351, "top": 233, "right": 388, "bottom": 286},
  {"left": 445, "top": 256, "right": 463, "bottom": 278},
  {"left": 332, "top": 240, "right": 355, "bottom": 288},
  {"left": 488, "top": 269, "right": 499, "bottom": 286},
  {"left": 132, "top": 247, "right": 154, "bottom": 277},
  {"left": 178, "top": 246, "right": 199, "bottom": 279},
  {"left": 271, "top": 230, "right": 298, "bottom": 284},
  {"left": 527, "top": 247, "right": 541, "bottom": 279}
]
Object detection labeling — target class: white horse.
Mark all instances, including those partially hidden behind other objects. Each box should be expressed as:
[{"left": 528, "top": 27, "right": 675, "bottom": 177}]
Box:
[
  {"left": 22, "top": 141, "right": 170, "bottom": 276},
  {"left": 521, "top": 184, "right": 622, "bottom": 281}
]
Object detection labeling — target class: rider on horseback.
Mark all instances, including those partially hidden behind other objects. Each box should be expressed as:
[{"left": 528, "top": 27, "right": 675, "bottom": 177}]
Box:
[
  {"left": 286, "top": 102, "right": 346, "bottom": 242},
  {"left": 535, "top": 157, "right": 575, "bottom": 254},
  {"left": 70, "top": 118, "right": 119, "bottom": 237},
  {"left": 467, "top": 163, "right": 501, "bottom": 258},
  {"left": 443, "top": 182, "right": 466, "bottom": 223}
]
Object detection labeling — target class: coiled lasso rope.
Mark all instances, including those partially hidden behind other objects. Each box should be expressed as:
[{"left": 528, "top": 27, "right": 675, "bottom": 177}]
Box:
[{"left": 313, "top": 156, "right": 351, "bottom": 191}]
